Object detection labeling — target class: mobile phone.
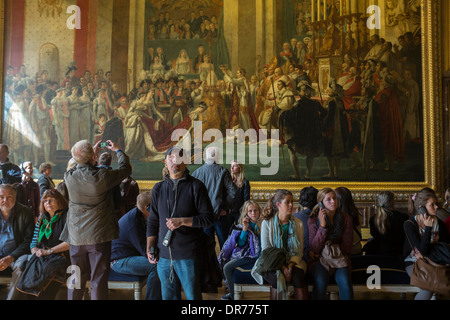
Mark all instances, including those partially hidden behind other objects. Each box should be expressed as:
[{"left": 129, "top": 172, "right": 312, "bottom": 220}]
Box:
[
  {"left": 318, "top": 201, "right": 325, "bottom": 210},
  {"left": 100, "top": 142, "right": 109, "bottom": 148},
  {"left": 418, "top": 206, "right": 428, "bottom": 217}
]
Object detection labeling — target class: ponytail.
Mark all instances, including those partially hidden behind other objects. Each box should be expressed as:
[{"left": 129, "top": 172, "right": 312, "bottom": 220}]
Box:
[{"left": 374, "top": 191, "right": 394, "bottom": 235}]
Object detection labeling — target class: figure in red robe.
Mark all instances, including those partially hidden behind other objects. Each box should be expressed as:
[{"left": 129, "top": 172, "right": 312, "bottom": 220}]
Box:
[{"left": 375, "top": 75, "right": 405, "bottom": 171}]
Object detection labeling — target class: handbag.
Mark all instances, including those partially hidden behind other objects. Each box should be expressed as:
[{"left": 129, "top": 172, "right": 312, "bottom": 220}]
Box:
[
  {"left": 319, "top": 241, "right": 349, "bottom": 272},
  {"left": 254, "top": 247, "right": 287, "bottom": 275},
  {"left": 409, "top": 257, "right": 450, "bottom": 296},
  {"left": 404, "top": 220, "right": 450, "bottom": 296}
]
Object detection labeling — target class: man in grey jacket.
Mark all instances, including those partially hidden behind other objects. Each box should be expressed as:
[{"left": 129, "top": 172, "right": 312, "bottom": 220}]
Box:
[
  {"left": 191, "top": 146, "right": 237, "bottom": 249},
  {"left": 62, "top": 139, "right": 132, "bottom": 300}
]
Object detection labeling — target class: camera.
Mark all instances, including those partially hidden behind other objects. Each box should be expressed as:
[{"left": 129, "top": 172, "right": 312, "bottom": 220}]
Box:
[
  {"left": 149, "top": 246, "right": 157, "bottom": 261},
  {"left": 100, "top": 142, "right": 109, "bottom": 148},
  {"left": 162, "top": 230, "right": 173, "bottom": 247}
]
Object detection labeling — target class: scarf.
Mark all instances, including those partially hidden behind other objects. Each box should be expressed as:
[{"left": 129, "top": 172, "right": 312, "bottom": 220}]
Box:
[
  {"left": 272, "top": 214, "right": 301, "bottom": 299},
  {"left": 38, "top": 211, "right": 62, "bottom": 243},
  {"left": 273, "top": 214, "right": 301, "bottom": 258}
]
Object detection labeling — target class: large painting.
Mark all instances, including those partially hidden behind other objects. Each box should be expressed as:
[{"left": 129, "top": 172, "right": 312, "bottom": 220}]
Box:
[{"left": 0, "top": 0, "right": 444, "bottom": 199}]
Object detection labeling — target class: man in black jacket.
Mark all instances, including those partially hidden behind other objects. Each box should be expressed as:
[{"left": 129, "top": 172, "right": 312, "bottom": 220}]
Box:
[
  {"left": 0, "top": 184, "right": 35, "bottom": 299},
  {"left": 146, "top": 146, "right": 214, "bottom": 300},
  {"left": 111, "top": 191, "right": 161, "bottom": 300},
  {"left": 0, "top": 145, "right": 22, "bottom": 185}
]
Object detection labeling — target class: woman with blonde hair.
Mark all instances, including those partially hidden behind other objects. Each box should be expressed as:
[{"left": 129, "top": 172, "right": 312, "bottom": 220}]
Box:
[
  {"left": 364, "top": 191, "right": 408, "bottom": 256},
  {"left": 218, "top": 200, "right": 262, "bottom": 300},
  {"left": 229, "top": 160, "right": 251, "bottom": 224}
]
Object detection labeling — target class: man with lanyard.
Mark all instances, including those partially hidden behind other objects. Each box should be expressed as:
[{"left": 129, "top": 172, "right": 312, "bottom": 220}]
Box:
[{"left": 146, "top": 146, "right": 214, "bottom": 300}]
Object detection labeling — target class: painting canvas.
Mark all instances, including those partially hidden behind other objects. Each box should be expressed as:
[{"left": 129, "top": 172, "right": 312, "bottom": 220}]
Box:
[{"left": 0, "top": 0, "right": 442, "bottom": 196}]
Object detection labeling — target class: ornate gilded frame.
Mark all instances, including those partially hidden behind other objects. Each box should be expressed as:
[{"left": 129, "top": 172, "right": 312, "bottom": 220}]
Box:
[{"left": 0, "top": 1, "right": 444, "bottom": 202}]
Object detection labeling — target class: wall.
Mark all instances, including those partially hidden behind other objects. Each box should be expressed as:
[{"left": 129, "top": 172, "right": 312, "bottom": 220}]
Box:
[{"left": 23, "top": 0, "right": 76, "bottom": 83}]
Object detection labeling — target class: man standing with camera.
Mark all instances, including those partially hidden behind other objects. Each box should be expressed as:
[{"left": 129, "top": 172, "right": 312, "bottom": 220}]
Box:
[
  {"left": 62, "top": 139, "right": 132, "bottom": 300},
  {"left": 146, "top": 146, "right": 214, "bottom": 300}
]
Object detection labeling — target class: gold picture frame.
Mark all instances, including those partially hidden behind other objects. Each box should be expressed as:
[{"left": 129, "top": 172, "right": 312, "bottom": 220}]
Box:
[{"left": 0, "top": 1, "right": 443, "bottom": 202}]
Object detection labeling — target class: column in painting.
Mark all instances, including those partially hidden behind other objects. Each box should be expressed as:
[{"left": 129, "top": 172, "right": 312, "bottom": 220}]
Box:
[
  {"left": 111, "top": 0, "right": 130, "bottom": 94},
  {"left": 128, "top": 0, "right": 146, "bottom": 90},
  {"left": 95, "top": 0, "right": 113, "bottom": 78}
]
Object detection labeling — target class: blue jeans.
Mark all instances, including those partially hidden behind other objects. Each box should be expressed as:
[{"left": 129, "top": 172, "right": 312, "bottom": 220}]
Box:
[
  {"left": 157, "top": 257, "right": 202, "bottom": 300},
  {"left": 310, "top": 262, "right": 354, "bottom": 300},
  {"left": 223, "top": 257, "right": 257, "bottom": 297},
  {"left": 111, "top": 256, "right": 162, "bottom": 300}
]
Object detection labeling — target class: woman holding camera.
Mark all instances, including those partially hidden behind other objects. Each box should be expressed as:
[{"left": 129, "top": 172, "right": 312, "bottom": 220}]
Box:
[
  {"left": 308, "top": 187, "right": 354, "bottom": 300},
  {"left": 404, "top": 188, "right": 450, "bottom": 300}
]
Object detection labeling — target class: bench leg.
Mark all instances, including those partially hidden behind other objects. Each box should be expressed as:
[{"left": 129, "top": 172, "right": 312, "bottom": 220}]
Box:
[
  {"left": 234, "top": 291, "right": 244, "bottom": 300},
  {"left": 329, "top": 291, "right": 339, "bottom": 300},
  {"left": 134, "top": 287, "right": 141, "bottom": 300}
]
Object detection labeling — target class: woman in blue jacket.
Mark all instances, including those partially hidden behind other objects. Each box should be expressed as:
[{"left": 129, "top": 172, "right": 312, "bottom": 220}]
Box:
[{"left": 218, "top": 200, "right": 262, "bottom": 300}]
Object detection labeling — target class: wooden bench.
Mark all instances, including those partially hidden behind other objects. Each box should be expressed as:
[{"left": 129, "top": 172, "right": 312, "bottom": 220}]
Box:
[
  {"left": 0, "top": 270, "right": 146, "bottom": 300},
  {"left": 232, "top": 255, "right": 423, "bottom": 300},
  {"left": 233, "top": 283, "right": 421, "bottom": 300},
  {"left": 0, "top": 277, "right": 10, "bottom": 286}
]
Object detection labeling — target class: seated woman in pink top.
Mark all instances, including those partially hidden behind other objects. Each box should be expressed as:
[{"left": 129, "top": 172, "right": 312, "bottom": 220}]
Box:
[{"left": 307, "top": 187, "right": 354, "bottom": 300}]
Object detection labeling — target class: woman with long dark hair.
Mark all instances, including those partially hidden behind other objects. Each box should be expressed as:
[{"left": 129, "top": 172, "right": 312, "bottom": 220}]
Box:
[
  {"left": 308, "top": 187, "right": 354, "bottom": 300},
  {"left": 335, "top": 187, "right": 363, "bottom": 255},
  {"left": 251, "top": 189, "right": 308, "bottom": 300},
  {"left": 404, "top": 188, "right": 450, "bottom": 300}
]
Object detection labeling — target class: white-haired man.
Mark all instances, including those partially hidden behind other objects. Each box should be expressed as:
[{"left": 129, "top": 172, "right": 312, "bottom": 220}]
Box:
[
  {"left": 61, "top": 139, "right": 132, "bottom": 300},
  {"left": 191, "top": 146, "right": 237, "bottom": 249}
]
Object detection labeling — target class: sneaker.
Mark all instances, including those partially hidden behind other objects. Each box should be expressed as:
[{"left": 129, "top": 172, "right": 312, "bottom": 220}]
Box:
[{"left": 221, "top": 293, "right": 234, "bottom": 300}]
